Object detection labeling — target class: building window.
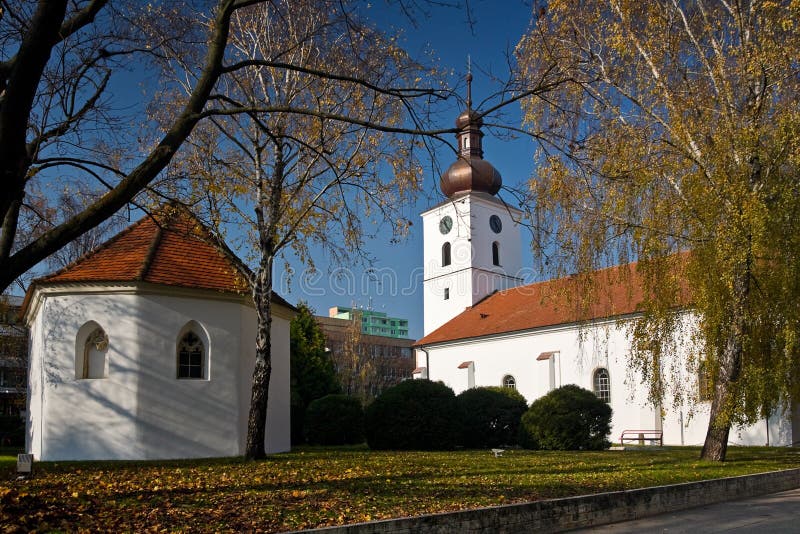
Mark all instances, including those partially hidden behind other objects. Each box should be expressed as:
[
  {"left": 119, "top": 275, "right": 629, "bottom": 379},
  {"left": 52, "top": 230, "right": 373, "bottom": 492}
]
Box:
[
  {"left": 76, "top": 322, "right": 109, "bottom": 379},
  {"left": 444, "top": 287, "right": 450, "bottom": 300},
  {"left": 502, "top": 374, "right": 516, "bottom": 389},
  {"left": 492, "top": 241, "right": 500, "bottom": 266},
  {"left": 178, "top": 331, "right": 205, "bottom": 379},
  {"left": 593, "top": 368, "right": 610, "bottom": 402},
  {"left": 698, "top": 360, "right": 713, "bottom": 401},
  {"left": 442, "top": 242, "right": 451, "bottom": 266}
]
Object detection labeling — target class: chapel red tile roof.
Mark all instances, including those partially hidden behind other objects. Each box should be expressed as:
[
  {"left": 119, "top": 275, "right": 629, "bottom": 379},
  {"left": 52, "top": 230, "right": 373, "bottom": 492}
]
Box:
[
  {"left": 415, "top": 258, "right": 690, "bottom": 347},
  {"left": 24, "top": 204, "right": 293, "bottom": 311}
]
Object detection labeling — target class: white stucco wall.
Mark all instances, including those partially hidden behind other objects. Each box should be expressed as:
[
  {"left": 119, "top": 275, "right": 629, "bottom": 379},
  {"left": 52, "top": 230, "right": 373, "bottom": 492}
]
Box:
[
  {"left": 421, "top": 193, "right": 523, "bottom": 335},
  {"left": 26, "top": 285, "right": 291, "bottom": 461},
  {"left": 237, "top": 305, "right": 291, "bottom": 455},
  {"left": 417, "top": 316, "right": 793, "bottom": 447}
]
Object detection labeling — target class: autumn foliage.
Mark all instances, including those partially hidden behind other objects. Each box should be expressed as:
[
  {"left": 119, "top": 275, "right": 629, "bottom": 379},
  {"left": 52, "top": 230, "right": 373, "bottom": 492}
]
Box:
[{"left": 2, "top": 446, "right": 797, "bottom": 532}]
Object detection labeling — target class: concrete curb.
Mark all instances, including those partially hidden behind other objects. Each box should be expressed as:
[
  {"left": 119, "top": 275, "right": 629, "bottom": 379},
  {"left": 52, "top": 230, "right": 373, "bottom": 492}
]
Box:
[{"left": 294, "top": 468, "right": 800, "bottom": 533}]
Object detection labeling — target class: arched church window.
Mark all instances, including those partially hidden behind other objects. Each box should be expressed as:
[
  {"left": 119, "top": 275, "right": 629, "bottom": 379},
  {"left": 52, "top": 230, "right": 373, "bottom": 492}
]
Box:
[
  {"left": 178, "top": 331, "right": 205, "bottom": 379},
  {"left": 593, "top": 368, "right": 610, "bottom": 402},
  {"left": 78, "top": 325, "right": 109, "bottom": 379},
  {"left": 492, "top": 241, "right": 500, "bottom": 266},
  {"left": 502, "top": 374, "right": 516, "bottom": 389},
  {"left": 442, "top": 242, "right": 451, "bottom": 266}
]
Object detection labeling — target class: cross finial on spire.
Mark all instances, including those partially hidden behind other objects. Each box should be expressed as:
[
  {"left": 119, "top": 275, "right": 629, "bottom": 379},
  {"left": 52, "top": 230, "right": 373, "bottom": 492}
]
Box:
[{"left": 466, "top": 55, "right": 473, "bottom": 110}]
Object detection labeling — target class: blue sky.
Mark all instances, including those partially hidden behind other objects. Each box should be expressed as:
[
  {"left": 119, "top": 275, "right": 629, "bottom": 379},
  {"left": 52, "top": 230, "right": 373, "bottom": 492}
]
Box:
[
  {"left": 283, "top": 1, "right": 539, "bottom": 339},
  {"left": 14, "top": 1, "right": 539, "bottom": 341}
]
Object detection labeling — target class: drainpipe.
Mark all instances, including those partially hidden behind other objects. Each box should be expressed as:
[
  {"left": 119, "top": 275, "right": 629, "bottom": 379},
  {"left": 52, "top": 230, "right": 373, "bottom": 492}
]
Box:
[{"left": 418, "top": 347, "right": 430, "bottom": 379}]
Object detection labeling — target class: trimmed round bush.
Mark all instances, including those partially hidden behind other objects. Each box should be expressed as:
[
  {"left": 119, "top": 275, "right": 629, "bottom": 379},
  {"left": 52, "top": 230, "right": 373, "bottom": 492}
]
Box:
[
  {"left": 304, "top": 394, "right": 364, "bottom": 445},
  {"left": 519, "top": 384, "right": 612, "bottom": 450},
  {"left": 456, "top": 387, "right": 527, "bottom": 448},
  {"left": 0, "top": 416, "right": 24, "bottom": 447},
  {"left": 365, "top": 379, "right": 460, "bottom": 450}
]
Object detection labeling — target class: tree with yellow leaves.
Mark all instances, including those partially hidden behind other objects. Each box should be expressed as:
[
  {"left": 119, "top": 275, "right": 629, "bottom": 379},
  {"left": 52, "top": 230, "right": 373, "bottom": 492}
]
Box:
[
  {"left": 170, "top": 0, "right": 444, "bottom": 459},
  {"left": 517, "top": 1, "right": 800, "bottom": 460}
]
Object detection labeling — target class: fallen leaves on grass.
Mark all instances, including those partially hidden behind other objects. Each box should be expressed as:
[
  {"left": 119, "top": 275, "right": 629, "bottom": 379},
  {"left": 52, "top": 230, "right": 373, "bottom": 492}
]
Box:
[{"left": 0, "top": 446, "right": 797, "bottom": 532}]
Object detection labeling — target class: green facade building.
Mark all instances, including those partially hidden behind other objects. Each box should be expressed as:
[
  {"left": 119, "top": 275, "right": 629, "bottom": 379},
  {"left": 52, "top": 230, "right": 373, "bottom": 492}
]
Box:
[{"left": 328, "top": 306, "right": 410, "bottom": 338}]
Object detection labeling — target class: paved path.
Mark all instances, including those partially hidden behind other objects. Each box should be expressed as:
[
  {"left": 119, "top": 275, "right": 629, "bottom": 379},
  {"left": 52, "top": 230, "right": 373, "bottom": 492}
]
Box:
[{"left": 572, "top": 487, "right": 800, "bottom": 533}]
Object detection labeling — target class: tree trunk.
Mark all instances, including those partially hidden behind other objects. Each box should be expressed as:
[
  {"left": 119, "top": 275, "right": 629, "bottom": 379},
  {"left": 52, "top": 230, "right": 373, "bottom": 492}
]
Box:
[
  {"left": 244, "top": 141, "right": 284, "bottom": 460},
  {"left": 700, "top": 258, "right": 749, "bottom": 461},
  {"left": 245, "top": 255, "right": 273, "bottom": 460}
]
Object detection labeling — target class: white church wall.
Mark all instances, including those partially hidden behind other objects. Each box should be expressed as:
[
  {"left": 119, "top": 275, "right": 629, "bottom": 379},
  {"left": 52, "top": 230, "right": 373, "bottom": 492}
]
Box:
[
  {"left": 420, "top": 320, "right": 657, "bottom": 445},
  {"left": 237, "top": 306, "right": 291, "bottom": 455},
  {"left": 421, "top": 195, "right": 524, "bottom": 335},
  {"left": 662, "top": 402, "right": 792, "bottom": 447},
  {"left": 29, "top": 292, "right": 143, "bottom": 460},
  {"left": 27, "top": 287, "right": 291, "bottom": 461},
  {"left": 421, "top": 199, "right": 474, "bottom": 334},
  {"left": 466, "top": 196, "right": 522, "bottom": 279},
  {"left": 419, "top": 314, "right": 794, "bottom": 447},
  {"left": 131, "top": 292, "right": 244, "bottom": 460},
  {"left": 25, "top": 309, "right": 44, "bottom": 460}
]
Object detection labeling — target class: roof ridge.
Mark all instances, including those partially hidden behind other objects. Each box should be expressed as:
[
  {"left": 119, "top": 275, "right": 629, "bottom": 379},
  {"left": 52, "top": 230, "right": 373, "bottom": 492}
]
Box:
[
  {"left": 496, "top": 258, "right": 642, "bottom": 297},
  {"left": 136, "top": 223, "right": 163, "bottom": 281},
  {"left": 165, "top": 205, "right": 254, "bottom": 282}
]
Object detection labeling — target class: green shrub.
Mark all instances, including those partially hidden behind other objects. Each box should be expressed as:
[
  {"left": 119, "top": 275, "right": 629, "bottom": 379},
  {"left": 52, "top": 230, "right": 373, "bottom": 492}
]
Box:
[
  {"left": 365, "top": 380, "right": 460, "bottom": 450},
  {"left": 0, "top": 415, "right": 24, "bottom": 447},
  {"left": 304, "top": 395, "right": 364, "bottom": 445},
  {"left": 456, "top": 387, "right": 527, "bottom": 448},
  {"left": 519, "top": 384, "right": 612, "bottom": 450}
]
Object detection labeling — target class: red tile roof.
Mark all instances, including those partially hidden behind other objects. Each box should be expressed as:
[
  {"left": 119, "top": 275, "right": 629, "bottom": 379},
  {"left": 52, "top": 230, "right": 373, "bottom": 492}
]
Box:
[
  {"left": 416, "top": 259, "right": 689, "bottom": 347},
  {"left": 24, "top": 204, "right": 293, "bottom": 310}
]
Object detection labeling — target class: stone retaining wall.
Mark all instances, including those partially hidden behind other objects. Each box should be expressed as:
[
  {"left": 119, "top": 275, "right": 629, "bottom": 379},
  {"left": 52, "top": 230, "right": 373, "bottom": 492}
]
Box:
[{"left": 295, "top": 468, "right": 800, "bottom": 533}]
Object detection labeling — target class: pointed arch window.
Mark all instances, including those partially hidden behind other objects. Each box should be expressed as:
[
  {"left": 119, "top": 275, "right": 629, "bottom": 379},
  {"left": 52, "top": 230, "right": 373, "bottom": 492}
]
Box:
[
  {"left": 593, "top": 368, "right": 610, "bottom": 403},
  {"left": 442, "top": 242, "right": 452, "bottom": 267},
  {"left": 492, "top": 241, "right": 500, "bottom": 266},
  {"left": 76, "top": 323, "right": 109, "bottom": 379},
  {"left": 178, "top": 331, "right": 205, "bottom": 379}
]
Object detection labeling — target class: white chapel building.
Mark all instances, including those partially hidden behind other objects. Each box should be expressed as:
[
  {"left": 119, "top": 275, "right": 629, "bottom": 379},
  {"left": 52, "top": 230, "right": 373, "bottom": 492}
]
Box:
[
  {"left": 23, "top": 205, "right": 293, "bottom": 461},
  {"left": 414, "top": 94, "right": 798, "bottom": 447}
]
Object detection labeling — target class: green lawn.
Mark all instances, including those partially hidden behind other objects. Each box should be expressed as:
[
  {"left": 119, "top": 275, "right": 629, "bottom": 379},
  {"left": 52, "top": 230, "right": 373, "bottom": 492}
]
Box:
[{"left": 2, "top": 445, "right": 799, "bottom": 532}]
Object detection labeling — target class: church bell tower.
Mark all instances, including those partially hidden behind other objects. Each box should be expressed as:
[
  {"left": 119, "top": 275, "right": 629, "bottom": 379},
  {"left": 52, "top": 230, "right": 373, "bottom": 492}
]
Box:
[{"left": 421, "top": 74, "right": 523, "bottom": 335}]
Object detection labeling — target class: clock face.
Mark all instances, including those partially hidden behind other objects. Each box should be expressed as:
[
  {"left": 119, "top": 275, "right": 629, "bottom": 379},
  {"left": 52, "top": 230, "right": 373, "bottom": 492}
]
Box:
[
  {"left": 490, "top": 215, "right": 502, "bottom": 234},
  {"left": 439, "top": 215, "right": 453, "bottom": 234}
]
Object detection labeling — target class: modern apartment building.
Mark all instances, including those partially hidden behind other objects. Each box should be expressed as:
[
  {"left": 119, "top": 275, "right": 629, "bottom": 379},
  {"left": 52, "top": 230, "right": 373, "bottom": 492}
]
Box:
[
  {"left": 328, "top": 306, "right": 410, "bottom": 338},
  {"left": 316, "top": 315, "right": 414, "bottom": 401}
]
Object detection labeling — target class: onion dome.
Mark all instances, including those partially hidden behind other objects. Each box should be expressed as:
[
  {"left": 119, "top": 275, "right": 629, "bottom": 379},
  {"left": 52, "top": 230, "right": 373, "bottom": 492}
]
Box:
[{"left": 440, "top": 73, "right": 502, "bottom": 197}]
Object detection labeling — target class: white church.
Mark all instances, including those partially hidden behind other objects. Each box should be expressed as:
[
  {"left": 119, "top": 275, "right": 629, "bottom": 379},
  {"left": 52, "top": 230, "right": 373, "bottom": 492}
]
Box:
[
  {"left": 23, "top": 205, "right": 292, "bottom": 461},
  {"left": 413, "top": 89, "right": 798, "bottom": 448}
]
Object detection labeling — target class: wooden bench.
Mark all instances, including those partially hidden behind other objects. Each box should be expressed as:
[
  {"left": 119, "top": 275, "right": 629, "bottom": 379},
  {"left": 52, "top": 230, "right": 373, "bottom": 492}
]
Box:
[{"left": 619, "top": 429, "right": 663, "bottom": 446}]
